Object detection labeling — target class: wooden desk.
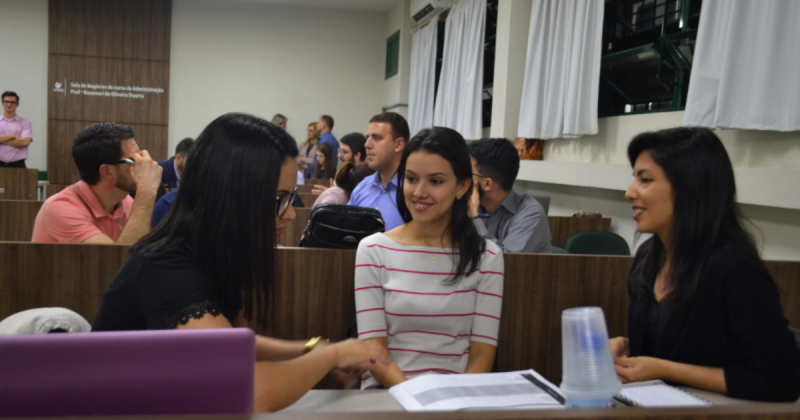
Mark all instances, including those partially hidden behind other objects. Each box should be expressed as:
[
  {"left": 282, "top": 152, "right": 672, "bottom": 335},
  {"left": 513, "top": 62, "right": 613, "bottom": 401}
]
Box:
[
  {"left": 0, "top": 200, "right": 42, "bottom": 241},
  {"left": 0, "top": 168, "right": 38, "bottom": 200},
  {"left": 18, "top": 393, "right": 800, "bottom": 419},
  {"left": 298, "top": 192, "right": 319, "bottom": 208},
  {"left": 0, "top": 242, "right": 798, "bottom": 387}
]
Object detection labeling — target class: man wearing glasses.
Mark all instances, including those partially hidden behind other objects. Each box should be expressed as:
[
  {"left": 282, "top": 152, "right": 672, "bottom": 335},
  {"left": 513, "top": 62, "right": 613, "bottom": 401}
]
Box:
[
  {"left": 468, "top": 138, "right": 551, "bottom": 254},
  {"left": 0, "top": 91, "right": 33, "bottom": 168},
  {"left": 32, "top": 122, "right": 162, "bottom": 244}
]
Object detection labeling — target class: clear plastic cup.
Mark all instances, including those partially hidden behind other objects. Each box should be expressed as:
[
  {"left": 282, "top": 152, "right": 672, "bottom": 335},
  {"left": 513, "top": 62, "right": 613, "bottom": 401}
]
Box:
[{"left": 560, "top": 307, "right": 621, "bottom": 408}]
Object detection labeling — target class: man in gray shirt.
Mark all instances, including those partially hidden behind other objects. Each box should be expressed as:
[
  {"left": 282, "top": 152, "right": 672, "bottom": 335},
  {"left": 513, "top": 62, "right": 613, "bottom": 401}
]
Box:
[{"left": 468, "top": 138, "right": 551, "bottom": 253}]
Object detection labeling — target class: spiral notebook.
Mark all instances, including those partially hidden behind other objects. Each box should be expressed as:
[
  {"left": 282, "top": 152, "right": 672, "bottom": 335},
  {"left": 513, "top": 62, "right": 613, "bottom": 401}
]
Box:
[{"left": 614, "top": 380, "right": 712, "bottom": 407}]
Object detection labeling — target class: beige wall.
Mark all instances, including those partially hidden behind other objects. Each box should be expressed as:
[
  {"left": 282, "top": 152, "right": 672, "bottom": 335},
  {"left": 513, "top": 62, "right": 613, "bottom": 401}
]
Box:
[
  {"left": 382, "top": 0, "right": 412, "bottom": 118},
  {"left": 169, "top": 0, "right": 387, "bottom": 149},
  {"left": 0, "top": 0, "right": 48, "bottom": 171}
]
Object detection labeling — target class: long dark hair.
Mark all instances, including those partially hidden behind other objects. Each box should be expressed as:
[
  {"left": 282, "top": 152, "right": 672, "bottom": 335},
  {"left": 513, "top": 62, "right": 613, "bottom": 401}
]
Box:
[
  {"left": 314, "top": 143, "right": 335, "bottom": 179},
  {"left": 133, "top": 113, "right": 299, "bottom": 327},
  {"left": 627, "top": 127, "right": 761, "bottom": 306},
  {"left": 396, "top": 127, "right": 485, "bottom": 281},
  {"left": 334, "top": 162, "right": 376, "bottom": 198}
]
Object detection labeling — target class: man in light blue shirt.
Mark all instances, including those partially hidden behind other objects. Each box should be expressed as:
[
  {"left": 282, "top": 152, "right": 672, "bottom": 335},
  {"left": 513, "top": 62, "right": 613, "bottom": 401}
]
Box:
[
  {"left": 348, "top": 112, "right": 409, "bottom": 231},
  {"left": 311, "top": 114, "right": 339, "bottom": 170}
]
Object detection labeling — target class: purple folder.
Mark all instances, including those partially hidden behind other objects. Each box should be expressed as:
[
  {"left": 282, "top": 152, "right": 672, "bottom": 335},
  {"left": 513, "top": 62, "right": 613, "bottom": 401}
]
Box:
[{"left": 0, "top": 328, "right": 255, "bottom": 416}]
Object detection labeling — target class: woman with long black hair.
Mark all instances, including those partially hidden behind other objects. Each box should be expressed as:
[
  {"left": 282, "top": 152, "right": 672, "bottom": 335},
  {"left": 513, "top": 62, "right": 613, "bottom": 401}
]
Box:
[
  {"left": 355, "top": 127, "right": 504, "bottom": 388},
  {"left": 610, "top": 127, "right": 800, "bottom": 402},
  {"left": 93, "top": 113, "right": 386, "bottom": 411}
]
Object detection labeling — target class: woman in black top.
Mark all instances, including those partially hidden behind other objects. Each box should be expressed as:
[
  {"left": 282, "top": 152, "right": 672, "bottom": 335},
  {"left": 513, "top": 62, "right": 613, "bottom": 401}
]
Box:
[
  {"left": 93, "top": 113, "right": 387, "bottom": 411},
  {"left": 609, "top": 127, "right": 800, "bottom": 401}
]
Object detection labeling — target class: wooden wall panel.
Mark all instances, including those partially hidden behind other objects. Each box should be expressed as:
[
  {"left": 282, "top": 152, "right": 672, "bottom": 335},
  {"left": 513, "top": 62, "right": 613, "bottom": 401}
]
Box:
[
  {"left": 0, "top": 241, "right": 797, "bottom": 387},
  {"left": 297, "top": 184, "right": 315, "bottom": 194},
  {"left": 278, "top": 207, "right": 311, "bottom": 247},
  {"left": 0, "top": 200, "right": 43, "bottom": 241},
  {"left": 48, "top": 0, "right": 170, "bottom": 185},
  {"left": 45, "top": 184, "right": 69, "bottom": 198},
  {"left": 49, "top": 0, "right": 171, "bottom": 61},
  {"left": 47, "top": 120, "right": 168, "bottom": 185},
  {"left": 0, "top": 242, "right": 129, "bottom": 322},
  {"left": 0, "top": 168, "right": 38, "bottom": 200},
  {"left": 298, "top": 192, "right": 319, "bottom": 208},
  {"left": 49, "top": 56, "right": 169, "bottom": 125},
  {"left": 262, "top": 248, "right": 358, "bottom": 341},
  {"left": 769, "top": 260, "right": 800, "bottom": 329},
  {"left": 497, "top": 253, "right": 632, "bottom": 382}
]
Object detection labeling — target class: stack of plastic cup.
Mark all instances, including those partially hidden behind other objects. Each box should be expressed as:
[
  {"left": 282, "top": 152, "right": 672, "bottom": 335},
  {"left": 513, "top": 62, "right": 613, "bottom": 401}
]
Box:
[{"left": 560, "top": 306, "right": 621, "bottom": 407}]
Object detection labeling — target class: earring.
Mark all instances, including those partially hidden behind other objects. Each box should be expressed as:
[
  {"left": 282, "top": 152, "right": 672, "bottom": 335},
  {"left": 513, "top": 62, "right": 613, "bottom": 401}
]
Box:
[{"left": 456, "top": 194, "right": 463, "bottom": 200}]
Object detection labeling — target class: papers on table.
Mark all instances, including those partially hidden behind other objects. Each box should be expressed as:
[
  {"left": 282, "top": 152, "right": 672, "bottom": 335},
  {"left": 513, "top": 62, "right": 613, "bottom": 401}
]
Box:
[
  {"left": 615, "top": 380, "right": 712, "bottom": 407},
  {"left": 388, "top": 370, "right": 565, "bottom": 412}
]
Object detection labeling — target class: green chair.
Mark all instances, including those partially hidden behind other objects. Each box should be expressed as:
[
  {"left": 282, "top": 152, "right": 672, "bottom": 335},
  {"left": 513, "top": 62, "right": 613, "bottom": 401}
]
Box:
[
  {"left": 790, "top": 328, "right": 800, "bottom": 351},
  {"left": 564, "top": 231, "right": 631, "bottom": 256},
  {"left": 551, "top": 246, "right": 568, "bottom": 254}
]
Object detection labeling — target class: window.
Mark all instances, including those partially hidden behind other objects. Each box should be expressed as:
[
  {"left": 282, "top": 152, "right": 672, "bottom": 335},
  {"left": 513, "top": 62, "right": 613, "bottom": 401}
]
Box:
[
  {"left": 598, "top": 0, "right": 702, "bottom": 117},
  {"left": 433, "top": 0, "right": 498, "bottom": 127},
  {"left": 385, "top": 30, "right": 400, "bottom": 79}
]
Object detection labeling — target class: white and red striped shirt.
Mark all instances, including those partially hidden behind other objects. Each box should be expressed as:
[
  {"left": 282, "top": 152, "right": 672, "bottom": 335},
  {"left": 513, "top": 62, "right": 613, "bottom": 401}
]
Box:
[{"left": 355, "top": 233, "right": 504, "bottom": 388}]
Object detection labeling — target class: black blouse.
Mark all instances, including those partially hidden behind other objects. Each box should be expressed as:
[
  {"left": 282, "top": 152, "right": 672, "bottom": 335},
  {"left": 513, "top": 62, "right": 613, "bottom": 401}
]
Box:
[
  {"left": 627, "top": 239, "right": 800, "bottom": 402},
  {"left": 92, "top": 242, "right": 239, "bottom": 331}
]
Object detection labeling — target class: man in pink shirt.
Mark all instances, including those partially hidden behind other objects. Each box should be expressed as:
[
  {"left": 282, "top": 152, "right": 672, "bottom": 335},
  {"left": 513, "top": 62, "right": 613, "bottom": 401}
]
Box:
[
  {"left": 32, "top": 122, "right": 162, "bottom": 244},
  {"left": 0, "top": 91, "right": 33, "bottom": 168}
]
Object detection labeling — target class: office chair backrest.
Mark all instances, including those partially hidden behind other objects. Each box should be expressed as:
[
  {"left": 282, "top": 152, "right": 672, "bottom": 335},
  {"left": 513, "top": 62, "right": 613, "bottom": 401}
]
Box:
[
  {"left": 0, "top": 328, "right": 255, "bottom": 416},
  {"left": 564, "top": 231, "right": 631, "bottom": 256}
]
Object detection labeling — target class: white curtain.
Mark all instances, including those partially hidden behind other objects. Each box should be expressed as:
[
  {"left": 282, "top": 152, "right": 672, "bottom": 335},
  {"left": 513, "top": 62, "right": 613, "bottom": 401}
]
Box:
[
  {"left": 433, "top": 0, "right": 486, "bottom": 140},
  {"left": 684, "top": 0, "right": 800, "bottom": 131},
  {"left": 517, "top": 0, "right": 604, "bottom": 139},
  {"left": 408, "top": 16, "right": 439, "bottom": 138}
]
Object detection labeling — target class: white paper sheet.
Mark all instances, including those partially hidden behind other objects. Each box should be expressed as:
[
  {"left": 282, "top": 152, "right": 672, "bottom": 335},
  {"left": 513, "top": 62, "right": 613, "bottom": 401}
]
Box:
[{"left": 388, "top": 370, "right": 565, "bottom": 412}]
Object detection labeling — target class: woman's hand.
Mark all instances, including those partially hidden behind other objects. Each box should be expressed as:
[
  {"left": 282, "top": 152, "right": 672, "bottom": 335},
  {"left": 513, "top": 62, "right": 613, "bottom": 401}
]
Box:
[
  {"left": 609, "top": 336, "right": 629, "bottom": 358},
  {"left": 614, "top": 356, "right": 665, "bottom": 383},
  {"left": 328, "top": 339, "right": 390, "bottom": 372},
  {"left": 468, "top": 188, "right": 480, "bottom": 218},
  {"left": 312, "top": 179, "right": 334, "bottom": 195}
]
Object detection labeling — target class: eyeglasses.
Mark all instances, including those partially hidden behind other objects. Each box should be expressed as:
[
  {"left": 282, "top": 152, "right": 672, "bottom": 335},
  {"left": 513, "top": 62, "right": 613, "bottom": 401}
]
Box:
[
  {"left": 276, "top": 186, "right": 298, "bottom": 217},
  {"left": 2, "top": 100, "right": 18, "bottom": 105},
  {"left": 472, "top": 172, "right": 486, "bottom": 178},
  {"left": 109, "top": 158, "right": 135, "bottom": 165}
]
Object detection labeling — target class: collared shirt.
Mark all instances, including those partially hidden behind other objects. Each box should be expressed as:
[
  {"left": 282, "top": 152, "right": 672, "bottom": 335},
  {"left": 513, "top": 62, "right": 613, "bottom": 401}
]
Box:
[
  {"left": 0, "top": 114, "right": 32, "bottom": 163},
  {"left": 32, "top": 181, "right": 134, "bottom": 243},
  {"left": 348, "top": 171, "right": 404, "bottom": 231},
  {"left": 473, "top": 190, "right": 551, "bottom": 253},
  {"left": 312, "top": 131, "right": 340, "bottom": 169}
]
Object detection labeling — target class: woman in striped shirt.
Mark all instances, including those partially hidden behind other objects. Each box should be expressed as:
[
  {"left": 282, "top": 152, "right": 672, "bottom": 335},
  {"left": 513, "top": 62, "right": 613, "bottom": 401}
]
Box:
[{"left": 355, "top": 127, "right": 505, "bottom": 389}]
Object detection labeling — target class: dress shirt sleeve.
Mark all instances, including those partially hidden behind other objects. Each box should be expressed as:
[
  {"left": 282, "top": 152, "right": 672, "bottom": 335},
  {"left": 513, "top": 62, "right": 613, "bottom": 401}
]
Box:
[
  {"left": 719, "top": 254, "right": 800, "bottom": 402},
  {"left": 21, "top": 119, "right": 32, "bottom": 139},
  {"left": 33, "top": 197, "right": 105, "bottom": 243},
  {"left": 474, "top": 201, "right": 551, "bottom": 253},
  {"left": 355, "top": 237, "right": 388, "bottom": 339},
  {"left": 470, "top": 243, "right": 504, "bottom": 346}
]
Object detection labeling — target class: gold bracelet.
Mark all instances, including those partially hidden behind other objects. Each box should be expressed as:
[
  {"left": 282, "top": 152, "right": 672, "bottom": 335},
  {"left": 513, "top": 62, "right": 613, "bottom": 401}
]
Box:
[{"left": 303, "top": 336, "right": 324, "bottom": 353}]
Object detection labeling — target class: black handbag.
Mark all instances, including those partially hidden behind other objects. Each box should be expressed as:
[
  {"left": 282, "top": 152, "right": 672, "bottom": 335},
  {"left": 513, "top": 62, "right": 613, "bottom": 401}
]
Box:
[{"left": 298, "top": 204, "right": 385, "bottom": 249}]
